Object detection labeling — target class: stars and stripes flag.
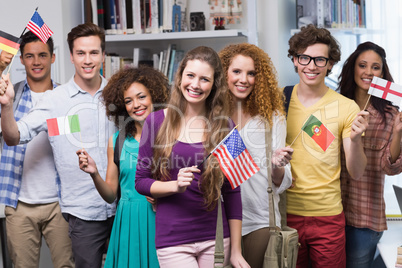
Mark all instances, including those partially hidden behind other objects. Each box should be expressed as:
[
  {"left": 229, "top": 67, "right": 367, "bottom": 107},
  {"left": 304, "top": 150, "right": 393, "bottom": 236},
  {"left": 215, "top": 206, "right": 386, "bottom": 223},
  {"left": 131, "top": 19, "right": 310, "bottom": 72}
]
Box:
[
  {"left": 212, "top": 127, "right": 260, "bottom": 189},
  {"left": 368, "top": 76, "right": 402, "bottom": 107},
  {"left": 26, "top": 11, "right": 53, "bottom": 43},
  {"left": 46, "top": 115, "right": 80, "bottom": 137},
  {"left": 0, "top": 30, "right": 22, "bottom": 55}
]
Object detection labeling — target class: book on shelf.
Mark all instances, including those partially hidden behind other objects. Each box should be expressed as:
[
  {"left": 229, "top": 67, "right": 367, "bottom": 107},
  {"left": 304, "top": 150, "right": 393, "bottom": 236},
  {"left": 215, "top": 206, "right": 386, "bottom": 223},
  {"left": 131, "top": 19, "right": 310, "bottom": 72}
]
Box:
[
  {"left": 126, "top": 0, "right": 134, "bottom": 34},
  {"left": 167, "top": 47, "right": 176, "bottom": 82},
  {"left": 153, "top": 53, "right": 160, "bottom": 70},
  {"left": 97, "top": 0, "right": 105, "bottom": 29},
  {"left": 163, "top": 44, "right": 174, "bottom": 76},
  {"left": 169, "top": 49, "right": 184, "bottom": 83},
  {"left": 133, "top": 48, "right": 153, "bottom": 68},
  {"left": 158, "top": 50, "right": 164, "bottom": 72},
  {"left": 397, "top": 245, "right": 402, "bottom": 267}
]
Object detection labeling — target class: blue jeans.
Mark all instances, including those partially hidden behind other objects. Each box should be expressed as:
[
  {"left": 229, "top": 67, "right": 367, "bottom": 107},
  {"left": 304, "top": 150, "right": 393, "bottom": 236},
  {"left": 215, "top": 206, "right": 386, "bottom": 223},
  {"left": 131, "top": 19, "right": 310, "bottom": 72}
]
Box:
[{"left": 345, "top": 225, "right": 383, "bottom": 268}]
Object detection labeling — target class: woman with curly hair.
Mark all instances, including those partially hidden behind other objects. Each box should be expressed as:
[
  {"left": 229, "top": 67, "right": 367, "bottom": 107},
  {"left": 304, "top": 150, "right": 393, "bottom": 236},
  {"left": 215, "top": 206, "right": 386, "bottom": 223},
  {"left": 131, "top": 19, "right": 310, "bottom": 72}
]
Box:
[
  {"left": 135, "top": 46, "right": 249, "bottom": 268},
  {"left": 338, "top": 42, "right": 402, "bottom": 268},
  {"left": 77, "top": 66, "right": 169, "bottom": 267},
  {"left": 219, "top": 43, "right": 293, "bottom": 267}
]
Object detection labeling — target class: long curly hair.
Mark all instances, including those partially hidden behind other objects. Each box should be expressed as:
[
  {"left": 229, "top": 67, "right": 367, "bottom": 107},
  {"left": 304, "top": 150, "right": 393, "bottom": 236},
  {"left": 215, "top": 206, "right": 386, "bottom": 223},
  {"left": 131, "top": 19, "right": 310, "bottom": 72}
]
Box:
[
  {"left": 153, "top": 46, "right": 230, "bottom": 210},
  {"left": 219, "top": 43, "right": 284, "bottom": 126},
  {"left": 101, "top": 66, "right": 169, "bottom": 138},
  {"left": 338, "top": 41, "right": 395, "bottom": 122},
  {"left": 287, "top": 24, "right": 341, "bottom": 75}
]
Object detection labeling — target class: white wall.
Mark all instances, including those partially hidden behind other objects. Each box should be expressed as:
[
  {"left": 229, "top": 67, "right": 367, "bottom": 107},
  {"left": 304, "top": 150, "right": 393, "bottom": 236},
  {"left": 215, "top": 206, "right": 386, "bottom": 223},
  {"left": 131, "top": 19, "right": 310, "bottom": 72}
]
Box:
[{"left": 258, "top": 0, "right": 299, "bottom": 87}]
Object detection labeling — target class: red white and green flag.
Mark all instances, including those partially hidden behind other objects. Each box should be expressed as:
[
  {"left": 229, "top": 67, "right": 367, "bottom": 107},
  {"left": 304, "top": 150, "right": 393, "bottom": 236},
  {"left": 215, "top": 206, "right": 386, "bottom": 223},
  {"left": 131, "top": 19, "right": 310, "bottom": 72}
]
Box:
[
  {"left": 46, "top": 115, "right": 80, "bottom": 137},
  {"left": 368, "top": 76, "right": 402, "bottom": 107},
  {"left": 302, "top": 115, "right": 335, "bottom": 152},
  {"left": 0, "top": 30, "right": 22, "bottom": 55}
]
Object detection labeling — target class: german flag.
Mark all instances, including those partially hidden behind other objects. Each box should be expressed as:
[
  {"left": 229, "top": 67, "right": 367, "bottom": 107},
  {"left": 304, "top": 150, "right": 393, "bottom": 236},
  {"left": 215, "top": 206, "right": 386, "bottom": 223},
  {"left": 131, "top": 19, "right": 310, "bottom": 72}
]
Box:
[{"left": 0, "top": 30, "right": 22, "bottom": 55}]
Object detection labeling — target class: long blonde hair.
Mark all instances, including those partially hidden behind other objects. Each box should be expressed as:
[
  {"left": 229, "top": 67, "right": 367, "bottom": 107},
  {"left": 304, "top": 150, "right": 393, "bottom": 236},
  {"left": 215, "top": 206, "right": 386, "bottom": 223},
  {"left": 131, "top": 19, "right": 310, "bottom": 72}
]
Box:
[{"left": 153, "top": 46, "right": 230, "bottom": 210}]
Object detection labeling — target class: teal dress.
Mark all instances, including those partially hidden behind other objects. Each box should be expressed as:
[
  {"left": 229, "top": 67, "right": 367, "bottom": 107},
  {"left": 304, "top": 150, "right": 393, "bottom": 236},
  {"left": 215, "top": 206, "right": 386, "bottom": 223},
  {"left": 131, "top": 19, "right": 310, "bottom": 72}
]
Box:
[{"left": 104, "top": 132, "right": 159, "bottom": 268}]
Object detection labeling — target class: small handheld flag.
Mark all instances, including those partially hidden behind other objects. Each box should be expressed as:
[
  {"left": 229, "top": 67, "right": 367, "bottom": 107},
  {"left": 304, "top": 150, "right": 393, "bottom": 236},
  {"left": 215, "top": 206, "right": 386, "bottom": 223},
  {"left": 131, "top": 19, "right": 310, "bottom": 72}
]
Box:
[
  {"left": 27, "top": 11, "right": 54, "bottom": 43},
  {"left": 302, "top": 115, "right": 335, "bottom": 152},
  {"left": 0, "top": 30, "right": 22, "bottom": 55},
  {"left": 46, "top": 115, "right": 81, "bottom": 137},
  {"left": 368, "top": 76, "right": 402, "bottom": 107},
  {"left": 212, "top": 128, "right": 260, "bottom": 189}
]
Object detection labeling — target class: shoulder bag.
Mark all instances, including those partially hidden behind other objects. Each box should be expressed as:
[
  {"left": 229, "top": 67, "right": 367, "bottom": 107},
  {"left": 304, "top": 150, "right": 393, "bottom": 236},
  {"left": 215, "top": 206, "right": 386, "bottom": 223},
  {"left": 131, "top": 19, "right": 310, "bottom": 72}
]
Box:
[
  {"left": 214, "top": 195, "right": 232, "bottom": 268},
  {"left": 263, "top": 121, "right": 299, "bottom": 268}
]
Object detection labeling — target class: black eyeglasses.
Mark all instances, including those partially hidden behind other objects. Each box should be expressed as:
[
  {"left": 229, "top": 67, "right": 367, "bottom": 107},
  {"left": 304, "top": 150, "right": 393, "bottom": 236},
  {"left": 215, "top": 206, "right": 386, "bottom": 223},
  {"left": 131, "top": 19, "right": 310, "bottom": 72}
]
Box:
[{"left": 296, "top": 54, "right": 329, "bottom": 67}]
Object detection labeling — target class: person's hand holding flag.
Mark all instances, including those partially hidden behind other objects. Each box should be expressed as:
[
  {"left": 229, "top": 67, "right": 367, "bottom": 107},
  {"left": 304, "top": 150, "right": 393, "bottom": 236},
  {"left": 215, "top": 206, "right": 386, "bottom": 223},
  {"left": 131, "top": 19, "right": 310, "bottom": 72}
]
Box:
[
  {"left": 0, "top": 73, "right": 15, "bottom": 103},
  {"left": 350, "top": 110, "right": 369, "bottom": 141},
  {"left": 0, "top": 50, "right": 13, "bottom": 74}
]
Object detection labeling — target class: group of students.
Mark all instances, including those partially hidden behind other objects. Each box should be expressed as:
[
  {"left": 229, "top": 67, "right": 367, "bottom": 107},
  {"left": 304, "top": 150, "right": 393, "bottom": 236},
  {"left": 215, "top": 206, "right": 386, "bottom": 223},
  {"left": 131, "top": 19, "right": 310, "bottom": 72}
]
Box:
[{"left": 0, "top": 21, "right": 401, "bottom": 268}]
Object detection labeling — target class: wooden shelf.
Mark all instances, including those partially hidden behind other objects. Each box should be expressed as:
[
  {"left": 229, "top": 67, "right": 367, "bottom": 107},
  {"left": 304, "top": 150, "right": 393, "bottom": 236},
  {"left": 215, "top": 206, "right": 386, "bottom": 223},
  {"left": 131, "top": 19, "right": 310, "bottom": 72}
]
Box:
[{"left": 105, "top": 29, "right": 247, "bottom": 42}]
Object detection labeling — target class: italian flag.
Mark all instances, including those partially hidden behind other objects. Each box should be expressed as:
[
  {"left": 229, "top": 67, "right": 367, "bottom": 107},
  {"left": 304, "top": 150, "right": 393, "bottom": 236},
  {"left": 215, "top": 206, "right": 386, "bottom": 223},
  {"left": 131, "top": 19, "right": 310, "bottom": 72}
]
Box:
[
  {"left": 46, "top": 115, "right": 80, "bottom": 137},
  {"left": 302, "top": 115, "right": 335, "bottom": 152}
]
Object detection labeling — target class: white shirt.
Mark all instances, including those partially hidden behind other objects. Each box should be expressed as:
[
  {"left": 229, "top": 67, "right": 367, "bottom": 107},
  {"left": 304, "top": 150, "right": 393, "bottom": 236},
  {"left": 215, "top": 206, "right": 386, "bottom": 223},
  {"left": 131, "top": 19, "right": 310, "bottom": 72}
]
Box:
[{"left": 239, "top": 115, "right": 292, "bottom": 235}]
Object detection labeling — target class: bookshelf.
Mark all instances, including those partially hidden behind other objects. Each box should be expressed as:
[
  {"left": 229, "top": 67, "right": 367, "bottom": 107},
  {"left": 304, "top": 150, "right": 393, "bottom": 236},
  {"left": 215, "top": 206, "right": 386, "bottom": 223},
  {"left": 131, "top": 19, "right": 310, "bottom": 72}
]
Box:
[
  {"left": 83, "top": 0, "right": 257, "bottom": 82},
  {"left": 295, "top": 0, "right": 366, "bottom": 30},
  {"left": 105, "top": 29, "right": 247, "bottom": 42}
]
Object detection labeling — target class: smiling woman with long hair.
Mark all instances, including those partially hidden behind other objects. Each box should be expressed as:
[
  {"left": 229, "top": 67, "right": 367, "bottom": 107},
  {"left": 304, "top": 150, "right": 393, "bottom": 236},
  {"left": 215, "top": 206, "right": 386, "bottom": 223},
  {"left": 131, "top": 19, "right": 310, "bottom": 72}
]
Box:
[{"left": 135, "top": 46, "right": 250, "bottom": 268}]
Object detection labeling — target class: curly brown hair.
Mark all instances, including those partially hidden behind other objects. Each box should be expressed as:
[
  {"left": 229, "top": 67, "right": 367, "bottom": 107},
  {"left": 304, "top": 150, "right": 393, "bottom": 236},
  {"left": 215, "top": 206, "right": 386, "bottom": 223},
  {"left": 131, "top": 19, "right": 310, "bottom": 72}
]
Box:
[
  {"left": 153, "top": 46, "right": 230, "bottom": 210},
  {"left": 219, "top": 43, "right": 284, "bottom": 126},
  {"left": 287, "top": 24, "right": 341, "bottom": 75},
  {"left": 101, "top": 66, "right": 169, "bottom": 138}
]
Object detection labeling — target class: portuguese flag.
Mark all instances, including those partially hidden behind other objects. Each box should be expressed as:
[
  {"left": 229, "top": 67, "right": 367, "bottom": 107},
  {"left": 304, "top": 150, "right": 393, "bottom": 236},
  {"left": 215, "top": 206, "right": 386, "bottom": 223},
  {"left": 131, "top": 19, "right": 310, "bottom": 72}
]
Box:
[
  {"left": 0, "top": 30, "right": 22, "bottom": 55},
  {"left": 302, "top": 115, "right": 335, "bottom": 151},
  {"left": 46, "top": 115, "right": 81, "bottom": 137}
]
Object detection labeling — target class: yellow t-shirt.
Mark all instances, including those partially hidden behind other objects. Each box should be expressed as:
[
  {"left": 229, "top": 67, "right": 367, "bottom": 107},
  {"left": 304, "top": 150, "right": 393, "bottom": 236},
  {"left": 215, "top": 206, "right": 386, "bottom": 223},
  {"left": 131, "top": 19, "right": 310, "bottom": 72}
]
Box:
[{"left": 286, "top": 85, "right": 360, "bottom": 216}]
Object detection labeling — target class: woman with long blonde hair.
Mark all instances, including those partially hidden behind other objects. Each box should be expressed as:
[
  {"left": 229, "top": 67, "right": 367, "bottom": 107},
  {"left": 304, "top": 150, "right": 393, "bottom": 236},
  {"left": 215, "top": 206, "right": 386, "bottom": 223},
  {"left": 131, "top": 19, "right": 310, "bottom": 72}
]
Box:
[{"left": 135, "top": 46, "right": 249, "bottom": 268}]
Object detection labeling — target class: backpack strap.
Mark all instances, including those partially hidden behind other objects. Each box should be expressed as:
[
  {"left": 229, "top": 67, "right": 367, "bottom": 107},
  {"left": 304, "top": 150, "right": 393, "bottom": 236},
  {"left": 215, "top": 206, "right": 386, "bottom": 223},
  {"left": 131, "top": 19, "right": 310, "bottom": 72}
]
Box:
[
  {"left": 283, "top": 85, "right": 294, "bottom": 117},
  {"left": 113, "top": 131, "right": 125, "bottom": 203}
]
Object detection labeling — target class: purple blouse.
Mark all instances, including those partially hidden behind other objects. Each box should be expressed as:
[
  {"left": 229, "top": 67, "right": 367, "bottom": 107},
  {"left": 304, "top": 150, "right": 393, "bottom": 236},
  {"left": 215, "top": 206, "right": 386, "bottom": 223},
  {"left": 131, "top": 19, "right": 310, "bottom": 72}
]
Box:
[{"left": 135, "top": 109, "right": 242, "bottom": 249}]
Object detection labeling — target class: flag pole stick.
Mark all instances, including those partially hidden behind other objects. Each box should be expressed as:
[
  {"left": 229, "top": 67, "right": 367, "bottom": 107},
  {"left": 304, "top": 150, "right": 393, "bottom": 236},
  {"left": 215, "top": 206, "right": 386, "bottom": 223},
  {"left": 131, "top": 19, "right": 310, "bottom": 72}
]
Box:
[
  {"left": 288, "top": 129, "right": 302, "bottom": 148},
  {"left": 362, "top": 94, "right": 371, "bottom": 111},
  {"left": 197, "top": 124, "right": 239, "bottom": 169},
  {"left": 5, "top": 56, "right": 16, "bottom": 75},
  {"left": 6, "top": 7, "right": 39, "bottom": 75},
  {"left": 20, "top": 7, "right": 38, "bottom": 38}
]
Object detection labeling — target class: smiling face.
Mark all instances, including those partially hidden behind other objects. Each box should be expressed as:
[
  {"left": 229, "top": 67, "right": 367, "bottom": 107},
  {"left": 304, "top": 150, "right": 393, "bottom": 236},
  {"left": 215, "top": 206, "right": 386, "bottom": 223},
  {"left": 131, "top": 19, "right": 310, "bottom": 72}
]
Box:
[
  {"left": 124, "top": 82, "right": 153, "bottom": 122},
  {"left": 293, "top": 43, "right": 333, "bottom": 88},
  {"left": 227, "top": 55, "right": 255, "bottom": 102},
  {"left": 20, "top": 40, "right": 55, "bottom": 83},
  {"left": 180, "top": 59, "right": 214, "bottom": 109},
  {"left": 70, "top": 35, "right": 104, "bottom": 87},
  {"left": 354, "top": 50, "right": 383, "bottom": 93}
]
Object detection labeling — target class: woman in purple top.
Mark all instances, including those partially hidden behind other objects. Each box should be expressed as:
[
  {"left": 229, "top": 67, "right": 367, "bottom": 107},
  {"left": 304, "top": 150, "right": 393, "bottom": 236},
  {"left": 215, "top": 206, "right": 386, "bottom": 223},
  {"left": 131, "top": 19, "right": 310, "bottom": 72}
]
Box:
[{"left": 135, "top": 46, "right": 249, "bottom": 268}]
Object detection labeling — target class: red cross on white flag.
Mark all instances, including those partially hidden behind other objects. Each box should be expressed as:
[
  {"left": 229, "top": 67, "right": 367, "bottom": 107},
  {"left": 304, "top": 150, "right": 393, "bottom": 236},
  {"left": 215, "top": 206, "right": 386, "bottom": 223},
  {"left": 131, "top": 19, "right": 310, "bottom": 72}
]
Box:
[{"left": 368, "top": 76, "right": 402, "bottom": 106}]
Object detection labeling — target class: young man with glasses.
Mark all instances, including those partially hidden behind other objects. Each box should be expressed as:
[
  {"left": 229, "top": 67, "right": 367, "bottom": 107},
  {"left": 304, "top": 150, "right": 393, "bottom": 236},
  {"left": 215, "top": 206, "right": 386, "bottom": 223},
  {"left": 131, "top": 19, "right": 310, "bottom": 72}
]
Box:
[{"left": 284, "top": 24, "right": 369, "bottom": 268}]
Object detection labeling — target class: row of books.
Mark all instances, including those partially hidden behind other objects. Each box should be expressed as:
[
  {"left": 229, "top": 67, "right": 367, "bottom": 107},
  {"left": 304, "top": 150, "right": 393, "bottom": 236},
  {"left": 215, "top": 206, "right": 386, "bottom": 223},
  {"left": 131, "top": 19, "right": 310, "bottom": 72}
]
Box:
[
  {"left": 84, "top": 0, "right": 187, "bottom": 35},
  {"left": 102, "top": 44, "right": 184, "bottom": 83},
  {"left": 297, "top": 0, "right": 366, "bottom": 29}
]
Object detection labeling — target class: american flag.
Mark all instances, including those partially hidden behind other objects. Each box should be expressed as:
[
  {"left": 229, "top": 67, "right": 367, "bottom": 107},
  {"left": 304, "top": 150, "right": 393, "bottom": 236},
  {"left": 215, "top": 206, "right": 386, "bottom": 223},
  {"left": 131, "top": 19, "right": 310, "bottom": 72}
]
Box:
[
  {"left": 27, "top": 11, "right": 53, "bottom": 43},
  {"left": 212, "top": 128, "right": 260, "bottom": 189}
]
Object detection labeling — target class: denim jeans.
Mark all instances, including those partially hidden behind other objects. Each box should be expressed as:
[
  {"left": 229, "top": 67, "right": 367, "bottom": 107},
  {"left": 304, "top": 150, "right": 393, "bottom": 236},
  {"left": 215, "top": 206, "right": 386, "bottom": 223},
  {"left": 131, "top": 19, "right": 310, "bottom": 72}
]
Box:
[{"left": 345, "top": 225, "right": 383, "bottom": 268}]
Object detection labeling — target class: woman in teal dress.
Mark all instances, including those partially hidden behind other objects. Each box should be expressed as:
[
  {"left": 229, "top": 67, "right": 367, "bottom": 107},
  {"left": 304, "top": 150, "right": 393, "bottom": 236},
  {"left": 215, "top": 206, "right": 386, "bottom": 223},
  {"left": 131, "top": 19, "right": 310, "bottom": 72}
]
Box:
[{"left": 76, "top": 66, "right": 169, "bottom": 267}]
